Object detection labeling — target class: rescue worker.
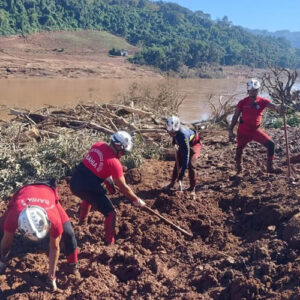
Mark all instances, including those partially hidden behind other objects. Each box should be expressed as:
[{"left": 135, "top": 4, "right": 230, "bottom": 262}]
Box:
[
  {"left": 70, "top": 131, "right": 146, "bottom": 245},
  {"left": 164, "top": 116, "right": 202, "bottom": 195},
  {"left": 228, "top": 78, "right": 283, "bottom": 174},
  {"left": 0, "top": 180, "right": 79, "bottom": 291}
]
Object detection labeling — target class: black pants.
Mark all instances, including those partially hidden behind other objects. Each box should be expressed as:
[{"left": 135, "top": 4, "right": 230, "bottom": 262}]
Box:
[
  {"left": 62, "top": 221, "right": 77, "bottom": 258},
  {"left": 70, "top": 163, "right": 115, "bottom": 217}
]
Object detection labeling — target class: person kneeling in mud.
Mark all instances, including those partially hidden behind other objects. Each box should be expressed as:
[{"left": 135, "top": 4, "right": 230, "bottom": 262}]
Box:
[
  {"left": 70, "top": 131, "right": 146, "bottom": 245},
  {"left": 164, "top": 116, "right": 202, "bottom": 195},
  {"left": 0, "top": 180, "right": 79, "bottom": 292}
]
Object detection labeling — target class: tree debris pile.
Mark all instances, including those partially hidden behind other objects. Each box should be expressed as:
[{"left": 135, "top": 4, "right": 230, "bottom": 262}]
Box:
[
  {"left": 0, "top": 103, "right": 173, "bottom": 197},
  {"left": 1, "top": 125, "right": 300, "bottom": 299}
]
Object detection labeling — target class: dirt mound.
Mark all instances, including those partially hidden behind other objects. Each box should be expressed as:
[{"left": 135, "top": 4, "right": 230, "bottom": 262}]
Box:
[{"left": 1, "top": 128, "right": 300, "bottom": 299}]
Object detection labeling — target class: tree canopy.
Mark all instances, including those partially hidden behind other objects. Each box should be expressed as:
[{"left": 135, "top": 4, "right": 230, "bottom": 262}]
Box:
[{"left": 0, "top": 0, "right": 299, "bottom": 71}]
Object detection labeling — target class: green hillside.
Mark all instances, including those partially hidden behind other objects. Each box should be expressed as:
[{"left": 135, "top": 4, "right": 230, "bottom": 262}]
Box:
[
  {"left": 40, "top": 30, "right": 137, "bottom": 53},
  {"left": 246, "top": 29, "right": 300, "bottom": 49},
  {"left": 0, "top": 0, "right": 299, "bottom": 71}
]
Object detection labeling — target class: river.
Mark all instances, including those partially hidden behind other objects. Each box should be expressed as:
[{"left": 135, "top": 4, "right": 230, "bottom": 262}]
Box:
[{"left": 0, "top": 77, "right": 299, "bottom": 123}]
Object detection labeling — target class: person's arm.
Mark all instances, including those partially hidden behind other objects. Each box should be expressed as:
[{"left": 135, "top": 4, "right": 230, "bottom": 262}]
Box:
[
  {"left": 266, "top": 102, "right": 284, "bottom": 113},
  {"left": 228, "top": 108, "right": 241, "bottom": 141},
  {"left": 0, "top": 231, "right": 14, "bottom": 262},
  {"left": 114, "top": 175, "right": 145, "bottom": 206},
  {"left": 48, "top": 235, "right": 61, "bottom": 285}
]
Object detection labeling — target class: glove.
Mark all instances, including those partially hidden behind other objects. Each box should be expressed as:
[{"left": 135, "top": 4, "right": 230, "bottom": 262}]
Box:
[
  {"left": 46, "top": 276, "right": 57, "bottom": 291},
  {"left": 0, "top": 260, "right": 7, "bottom": 274},
  {"left": 132, "top": 198, "right": 146, "bottom": 207},
  {"left": 104, "top": 176, "right": 116, "bottom": 194}
]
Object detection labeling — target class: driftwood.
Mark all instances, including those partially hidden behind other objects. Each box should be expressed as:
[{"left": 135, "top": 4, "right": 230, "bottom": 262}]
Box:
[
  {"left": 208, "top": 94, "right": 240, "bottom": 126},
  {"left": 7, "top": 103, "right": 169, "bottom": 144},
  {"left": 104, "top": 104, "right": 154, "bottom": 117}
]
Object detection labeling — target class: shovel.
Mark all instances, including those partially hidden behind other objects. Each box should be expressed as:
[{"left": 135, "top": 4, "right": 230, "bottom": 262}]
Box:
[{"left": 143, "top": 205, "right": 193, "bottom": 238}]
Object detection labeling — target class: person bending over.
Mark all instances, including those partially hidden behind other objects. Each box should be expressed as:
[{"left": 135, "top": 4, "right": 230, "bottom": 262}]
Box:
[
  {"left": 70, "top": 131, "right": 145, "bottom": 245},
  {"left": 165, "top": 116, "right": 201, "bottom": 195},
  {"left": 0, "top": 180, "right": 79, "bottom": 291}
]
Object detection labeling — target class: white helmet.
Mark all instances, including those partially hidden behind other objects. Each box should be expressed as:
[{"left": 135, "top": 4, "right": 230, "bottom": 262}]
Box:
[
  {"left": 247, "top": 78, "right": 261, "bottom": 91},
  {"left": 166, "top": 116, "right": 180, "bottom": 132},
  {"left": 110, "top": 131, "right": 133, "bottom": 154},
  {"left": 18, "top": 206, "right": 50, "bottom": 241}
]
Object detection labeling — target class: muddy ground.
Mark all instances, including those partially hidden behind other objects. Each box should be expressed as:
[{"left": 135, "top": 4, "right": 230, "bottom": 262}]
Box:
[{"left": 0, "top": 127, "right": 300, "bottom": 299}]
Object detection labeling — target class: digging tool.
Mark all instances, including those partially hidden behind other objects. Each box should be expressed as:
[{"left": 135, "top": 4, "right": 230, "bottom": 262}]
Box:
[
  {"left": 282, "top": 105, "right": 291, "bottom": 178},
  {"left": 143, "top": 205, "right": 193, "bottom": 238},
  {"left": 174, "top": 145, "right": 183, "bottom": 191}
]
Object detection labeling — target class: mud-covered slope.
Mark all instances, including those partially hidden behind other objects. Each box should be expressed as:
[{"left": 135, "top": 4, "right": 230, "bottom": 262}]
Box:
[{"left": 1, "top": 128, "right": 300, "bottom": 299}]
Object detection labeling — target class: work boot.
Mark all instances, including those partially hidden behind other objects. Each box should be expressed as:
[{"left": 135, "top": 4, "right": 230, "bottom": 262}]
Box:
[
  {"left": 104, "top": 211, "right": 116, "bottom": 245},
  {"left": 186, "top": 186, "right": 195, "bottom": 195},
  {"left": 236, "top": 162, "right": 242, "bottom": 174},
  {"left": 267, "top": 160, "right": 282, "bottom": 174},
  {"left": 65, "top": 263, "right": 81, "bottom": 278},
  {"left": 186, "top": 186, "right": 195, "bottom": 192},
  {"left": 78, "top": 218, "right": 88, "bottom": 226},
  {"left": 235, "top": 148, "right": 243, "bottom": 174}
]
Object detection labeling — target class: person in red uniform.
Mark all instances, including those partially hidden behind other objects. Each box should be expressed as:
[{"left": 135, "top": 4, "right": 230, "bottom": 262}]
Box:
[
  {"left": 228, "top": 78, "right": 283, "bottom": 174},
  {"left": 0, "top": 180, "right": 79, "bottom": 291},
  {"left": 70, "top": 131, "right": 145, "bottom": 245}
]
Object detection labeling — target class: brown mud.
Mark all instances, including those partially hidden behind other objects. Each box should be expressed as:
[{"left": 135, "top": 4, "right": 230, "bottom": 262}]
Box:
[{"left": 1, "top": 128, "right": 300, "bottom": 299}]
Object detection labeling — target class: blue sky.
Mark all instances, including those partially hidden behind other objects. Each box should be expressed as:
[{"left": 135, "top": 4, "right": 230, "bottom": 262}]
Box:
[{"left": 155, "top": 0, "right": 300, "bottom": 32}]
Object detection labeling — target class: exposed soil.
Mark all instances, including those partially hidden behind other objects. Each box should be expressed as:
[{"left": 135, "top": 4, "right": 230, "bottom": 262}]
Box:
[
  {"left": 1, "top": 127, "right": 300, "bottom": 299},
  {"left": 0, "top": 31, "right": 260, "bottom": 80},
  {"left": 0, "top": 31, "right": 162, "bottom": 79}
]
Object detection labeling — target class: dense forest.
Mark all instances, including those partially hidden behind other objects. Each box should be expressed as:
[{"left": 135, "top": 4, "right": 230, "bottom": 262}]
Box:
[
  {"left": 247, "top": 29, "right": 300, "bottom": 49},
  {"left": 0, "top": 0, "right": 299, "bottom": 71}
]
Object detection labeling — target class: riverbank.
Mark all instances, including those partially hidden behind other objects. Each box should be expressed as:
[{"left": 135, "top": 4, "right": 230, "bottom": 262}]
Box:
[{"left": 0, "top": 31, "right": 285, "bottom": 124}]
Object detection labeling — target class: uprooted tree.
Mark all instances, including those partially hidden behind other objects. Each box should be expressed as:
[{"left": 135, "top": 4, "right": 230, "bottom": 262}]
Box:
[
  {"left": 261, "top": 66, "right": 299, "bottom": 110},
  {"left": 208, "top": 94, "right": 239, "bottom": 127},
  {"left": 261, "top": 65, "right": 299, "bottom": 177}
]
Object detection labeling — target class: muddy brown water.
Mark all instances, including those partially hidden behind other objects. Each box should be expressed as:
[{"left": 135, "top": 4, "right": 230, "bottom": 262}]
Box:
[
  {"left": 0, "top": 77, "right": 246, "bottom": 123},
  {"left": 1, "top": 77, "right": 299, "bottom": 123}
]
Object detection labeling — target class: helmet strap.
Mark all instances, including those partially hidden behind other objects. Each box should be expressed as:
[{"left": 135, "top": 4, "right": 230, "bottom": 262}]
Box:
[{"left": 110, "top": 143, "right": 122, "bottom": 158}]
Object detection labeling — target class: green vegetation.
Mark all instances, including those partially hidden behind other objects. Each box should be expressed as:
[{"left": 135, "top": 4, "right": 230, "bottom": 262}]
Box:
[
  {"left": 0, "top": 0, "right": 299, "bottom": 71},
  {"left": 0, "top": 124, "right": 162, "bottom": 198},
  {"left": 50, "top": 30, "right": 134, "bottom": 51}
]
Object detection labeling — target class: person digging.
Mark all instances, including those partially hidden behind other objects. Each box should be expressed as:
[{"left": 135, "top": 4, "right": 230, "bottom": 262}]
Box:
[
  {"left": 164, "top": 115, "right": 202, "bottom": 196},
  {"left": 70, "top": 131, "right": 146, "bottom": 245},
  {"left": 0, "top": 180, "right": 79, "bottom": 292},
  {"left": 228, "top": 78, "right": 284, "bottom": 174}
]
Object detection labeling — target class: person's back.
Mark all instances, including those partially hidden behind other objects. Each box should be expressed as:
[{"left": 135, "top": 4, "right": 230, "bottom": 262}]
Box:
[
  {"left": 81, "top": 141, "right": 123, "bottom": 180},
  {"left": 5, "top": 184, "right": 63, "bottom": 238},
  {"left": 174, "top": 125, "right": 197, "bottom": 146},
  {"left": 0, "top": 182, "right": 79, "bottom": 291}
]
